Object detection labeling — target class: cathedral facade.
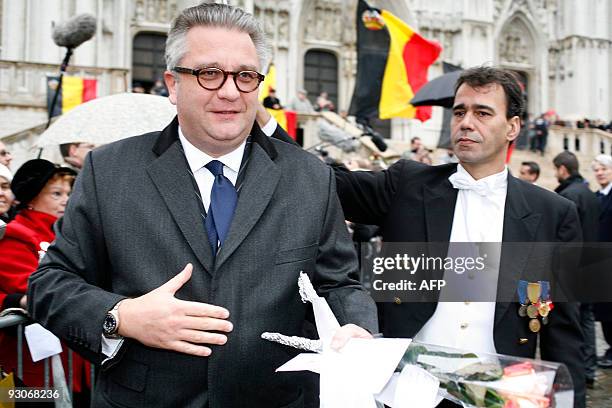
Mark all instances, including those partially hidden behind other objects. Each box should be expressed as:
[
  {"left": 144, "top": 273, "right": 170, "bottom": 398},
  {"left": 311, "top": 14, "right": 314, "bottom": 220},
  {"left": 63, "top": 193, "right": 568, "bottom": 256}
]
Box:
[{"left": 0, "top": 0, "right": 610, "bottom": 154}]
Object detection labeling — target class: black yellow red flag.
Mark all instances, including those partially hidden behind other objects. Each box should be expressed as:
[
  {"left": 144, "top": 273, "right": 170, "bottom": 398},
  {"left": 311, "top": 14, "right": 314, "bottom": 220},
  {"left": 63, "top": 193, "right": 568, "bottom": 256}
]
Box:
[{"left": 349, "top": 0, "right": 442, "bottom": 122}]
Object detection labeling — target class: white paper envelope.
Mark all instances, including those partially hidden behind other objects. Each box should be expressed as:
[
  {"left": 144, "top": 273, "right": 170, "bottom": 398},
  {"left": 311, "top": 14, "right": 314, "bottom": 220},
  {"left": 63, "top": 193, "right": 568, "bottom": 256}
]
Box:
[
  {"left": 24, "top": 323, "right": 62, "bottom": 362},
  {"left": 339, "top": 338, "right": 412, "bottom": 394},
  {"left": 277, "top": 353, "right": 323, "bottom": 374}
]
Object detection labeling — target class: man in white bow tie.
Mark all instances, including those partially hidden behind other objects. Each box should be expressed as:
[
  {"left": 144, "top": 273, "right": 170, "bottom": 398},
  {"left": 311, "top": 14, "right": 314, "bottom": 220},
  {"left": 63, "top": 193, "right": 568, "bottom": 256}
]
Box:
[{"left": 332, "top": 66, "right": 586, "bottom": 407}]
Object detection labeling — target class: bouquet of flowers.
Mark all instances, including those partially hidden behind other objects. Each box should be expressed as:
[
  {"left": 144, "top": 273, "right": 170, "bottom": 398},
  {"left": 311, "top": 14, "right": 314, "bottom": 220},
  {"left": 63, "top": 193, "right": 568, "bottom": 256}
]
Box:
[
  {"left": 396, "top": 342, "right": 572, "bottom": 408},
  {"left": 262, "top": 273, "right": 574, "bottom": 408}
]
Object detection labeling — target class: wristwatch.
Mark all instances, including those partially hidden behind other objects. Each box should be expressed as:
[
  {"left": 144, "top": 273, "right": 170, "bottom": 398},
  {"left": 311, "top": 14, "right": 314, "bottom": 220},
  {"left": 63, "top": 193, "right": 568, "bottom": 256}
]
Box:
[{"left": 103, "top": 301, "right": 123, "bottom": 339}]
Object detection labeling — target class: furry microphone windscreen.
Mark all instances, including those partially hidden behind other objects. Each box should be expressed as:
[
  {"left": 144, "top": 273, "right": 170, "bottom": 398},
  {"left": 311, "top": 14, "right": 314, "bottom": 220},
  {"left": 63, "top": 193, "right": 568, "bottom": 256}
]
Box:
[{"left": 52, "top": 14, "right": 97, "bottom": 49}]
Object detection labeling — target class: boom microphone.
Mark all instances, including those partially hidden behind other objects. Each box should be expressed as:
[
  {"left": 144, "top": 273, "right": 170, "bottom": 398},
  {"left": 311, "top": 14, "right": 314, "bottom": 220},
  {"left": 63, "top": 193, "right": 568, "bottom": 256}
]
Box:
[
  {"left": 355, "top": 119, "right": 388, "bottom": 152},
  {"left": 52, "top": 14, "right": 97, "bottom": 49},
  {"left": 44, "top": 14, "right": 97, "bottom": 136},
  {"left": 369, "top": 133, "right": 388, "bottom": 152}
]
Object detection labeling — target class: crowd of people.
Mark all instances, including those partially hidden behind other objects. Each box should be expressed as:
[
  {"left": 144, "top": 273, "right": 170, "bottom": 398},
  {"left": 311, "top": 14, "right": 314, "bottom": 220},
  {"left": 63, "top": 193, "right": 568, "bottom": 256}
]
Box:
[
  {"left": 555, "top": 117, "right": 612, "bottom": 132},
  {"left": 399, "top": 136, "right": 436, "bottom": 165},
  {"left": 1, "top": 3, "right": 612, "bottom": 408},
  {"left": 263, "top": 88, "right": 337, "bottom": 114},
  {"left": 0, "top": 142, "right": 95, "bottom": 404},
  {"left": 0, "top": 159, "right": 94, "bottom": 403},
  {"left": 131, "top": 79, "right": 169, "bottom": 97}
]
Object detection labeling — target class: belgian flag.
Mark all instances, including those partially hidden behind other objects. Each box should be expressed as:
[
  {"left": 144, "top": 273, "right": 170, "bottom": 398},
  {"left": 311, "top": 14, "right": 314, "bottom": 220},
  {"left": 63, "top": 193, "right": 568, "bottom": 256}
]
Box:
[
  {"left": 349, "top": 0, "right": 441, "bottom": 122},
  {"left": 47, "top": 75, "right": 97, "bottom": 117}
]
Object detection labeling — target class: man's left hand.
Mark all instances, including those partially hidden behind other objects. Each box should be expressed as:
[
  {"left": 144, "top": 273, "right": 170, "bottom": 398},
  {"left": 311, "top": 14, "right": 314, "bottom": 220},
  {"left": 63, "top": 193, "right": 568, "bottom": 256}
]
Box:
[
  {"left": 255, "top": 104, "right": 272, "bottom": 128},
  {"left": 330, "top": 324, "right": 373, "bottom": 350}
]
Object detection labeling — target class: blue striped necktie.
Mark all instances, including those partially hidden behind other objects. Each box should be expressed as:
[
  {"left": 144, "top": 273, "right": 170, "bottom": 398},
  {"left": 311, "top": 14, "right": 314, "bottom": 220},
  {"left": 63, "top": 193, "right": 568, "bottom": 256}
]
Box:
[{"left": 204, "top": 160, "right": 237, "bottom": 255}]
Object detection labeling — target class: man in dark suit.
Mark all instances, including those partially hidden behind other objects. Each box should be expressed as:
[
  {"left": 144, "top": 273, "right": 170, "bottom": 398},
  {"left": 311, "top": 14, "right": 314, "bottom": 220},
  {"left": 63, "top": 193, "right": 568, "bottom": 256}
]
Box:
[
  {"left": 593, "top": 155, "right": 612, "bottom": 243},
  {"left": 333, "top": 66, "right": 585, "bottom": 407},
  {"left": 27, "top": 4, "right": 376, "bottom": 407},
  {"left": 552, "top": 151, "right": 600, "bottom": 387},
  {"left": 553, "top": 151, "right": 600, "bottom": 242},
  {"left": 518, "top": 160, "right": 540, "bottom": 184},
  {"left": 591, "top": 154, "right": 612, "bottom": 368},
  {"left": 263, "top": 88, "right": 283, "bottom": 110}
]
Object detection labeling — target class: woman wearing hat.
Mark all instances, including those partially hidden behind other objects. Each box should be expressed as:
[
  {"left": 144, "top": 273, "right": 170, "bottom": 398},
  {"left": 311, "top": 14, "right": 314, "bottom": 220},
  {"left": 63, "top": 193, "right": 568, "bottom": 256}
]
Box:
[
  {"left": 0, "top": 159, "right": 90, "bottom": 398},
  {"left": 0, "top": 163, "right": 14, "bottom": 222}
]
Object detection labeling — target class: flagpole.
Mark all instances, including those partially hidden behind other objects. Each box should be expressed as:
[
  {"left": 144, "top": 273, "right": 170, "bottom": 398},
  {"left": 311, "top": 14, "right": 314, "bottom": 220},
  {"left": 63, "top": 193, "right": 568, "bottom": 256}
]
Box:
[
  {"left": 38, "top": 48, "right": 73, "bottom": 158},
  {"left": 45, "top": 49, "right": 73, "bottom": 130}
]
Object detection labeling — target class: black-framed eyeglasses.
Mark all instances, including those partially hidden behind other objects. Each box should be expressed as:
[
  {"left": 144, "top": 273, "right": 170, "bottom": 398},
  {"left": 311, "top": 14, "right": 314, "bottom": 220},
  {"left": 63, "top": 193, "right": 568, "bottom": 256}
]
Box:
[{"left": 173, "top": 66, "right": 265, "bottom": 93}]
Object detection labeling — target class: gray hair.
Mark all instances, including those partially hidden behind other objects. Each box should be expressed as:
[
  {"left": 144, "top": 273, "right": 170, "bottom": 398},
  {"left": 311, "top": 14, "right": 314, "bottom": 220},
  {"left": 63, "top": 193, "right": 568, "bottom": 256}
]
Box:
[
  {"left": 165, "top": 3, "right": 270, "bottom": 72},
  {"left": 592, "top": 154, "right": 612, "bottom": 170}
]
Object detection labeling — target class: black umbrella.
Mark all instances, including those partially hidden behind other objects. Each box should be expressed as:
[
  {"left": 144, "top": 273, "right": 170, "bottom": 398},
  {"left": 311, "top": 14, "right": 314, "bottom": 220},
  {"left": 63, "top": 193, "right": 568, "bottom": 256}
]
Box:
[{"left": 410, "top": 70, "right": 462, "bottom": 108}]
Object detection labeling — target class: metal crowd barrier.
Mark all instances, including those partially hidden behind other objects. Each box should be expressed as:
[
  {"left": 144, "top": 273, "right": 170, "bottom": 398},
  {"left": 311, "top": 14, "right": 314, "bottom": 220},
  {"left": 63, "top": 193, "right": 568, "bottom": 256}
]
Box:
[{"left": 0, "top": 312, "right": 95, "bottom": 406}]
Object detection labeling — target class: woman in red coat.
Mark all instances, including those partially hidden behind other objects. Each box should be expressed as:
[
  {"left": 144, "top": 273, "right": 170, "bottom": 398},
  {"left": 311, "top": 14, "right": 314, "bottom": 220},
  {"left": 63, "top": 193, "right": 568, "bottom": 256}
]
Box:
[{"left": 0, "top": 159, "right": 90, "bottom": 399}]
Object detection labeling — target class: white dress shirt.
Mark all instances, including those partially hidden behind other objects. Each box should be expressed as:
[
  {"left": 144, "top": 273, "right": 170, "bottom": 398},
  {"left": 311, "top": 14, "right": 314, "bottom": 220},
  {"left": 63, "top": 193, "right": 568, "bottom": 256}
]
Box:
[
  {"left": 600, "top": 182, "right": 612, "bottom": 196},
  {"left": 260, "top": 115, "right": 278, "bottom": 137},
  {"left": 178, "top": 128, "right": 245, "bottom": 211},
  {"left": 415, "top": 164, "right": 508, "bottom": 354},
  {"left": 102, "top": 126, "right": 247, "bottom": 360}
]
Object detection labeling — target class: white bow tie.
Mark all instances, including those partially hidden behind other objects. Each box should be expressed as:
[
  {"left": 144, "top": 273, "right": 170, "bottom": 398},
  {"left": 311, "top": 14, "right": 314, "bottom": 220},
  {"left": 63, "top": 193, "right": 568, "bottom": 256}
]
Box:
[{"left": 448, "top": 172, "right": 492, "bottom": 196}]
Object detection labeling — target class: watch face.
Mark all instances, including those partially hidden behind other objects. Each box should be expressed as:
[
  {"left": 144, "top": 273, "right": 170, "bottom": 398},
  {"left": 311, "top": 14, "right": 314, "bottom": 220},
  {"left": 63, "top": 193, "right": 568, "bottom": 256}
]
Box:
[{"left": 103, "top": 313, "right": 117, "bottom": 334}]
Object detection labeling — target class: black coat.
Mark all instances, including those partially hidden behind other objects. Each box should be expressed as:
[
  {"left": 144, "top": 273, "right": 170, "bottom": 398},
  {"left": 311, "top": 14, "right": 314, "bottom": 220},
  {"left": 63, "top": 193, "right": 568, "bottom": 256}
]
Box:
[
  {"left": 599, "top": 192, "right": 612, "bottom": 242},
  {"left": 555, "top": 175, "right": 600, "bottom": 242},
  {"left": 334, "top": 160, "right": 586, "bottom": 408},
  {"left": 263, "top": 95, "right": 282, "bottom": 109},
  {"left": 594, "top": 191, "right": 612, "bottom": 321}
]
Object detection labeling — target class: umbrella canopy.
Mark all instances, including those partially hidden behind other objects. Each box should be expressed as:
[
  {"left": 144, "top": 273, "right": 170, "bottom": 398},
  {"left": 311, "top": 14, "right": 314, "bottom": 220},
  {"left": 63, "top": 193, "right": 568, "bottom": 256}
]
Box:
[
  {"left": 36, "top": 93, "right": 177, "bottom": 147},
  {"left": 409, "top": 70, "right": 462, "bottom": 109}
]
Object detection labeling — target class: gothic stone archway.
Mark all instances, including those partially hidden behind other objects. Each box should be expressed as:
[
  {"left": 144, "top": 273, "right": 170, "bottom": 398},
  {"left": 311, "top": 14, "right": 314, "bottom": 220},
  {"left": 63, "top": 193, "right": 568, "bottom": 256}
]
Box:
[
  {"left": 497, "top": 14, "right": 540, "bottom": 149},
  {"left": 497, "top": 14, "right": 538, "bottom": 117}
]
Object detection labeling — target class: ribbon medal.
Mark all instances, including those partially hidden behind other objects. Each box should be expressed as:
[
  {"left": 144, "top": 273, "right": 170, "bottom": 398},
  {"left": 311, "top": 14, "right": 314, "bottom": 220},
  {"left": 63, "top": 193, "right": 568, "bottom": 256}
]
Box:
[
  {"left": 518, "top": 280, "right": 553, "bottom": 333},
  {"left": 517, "top": 280, "right": 528, "bottom": 317}
]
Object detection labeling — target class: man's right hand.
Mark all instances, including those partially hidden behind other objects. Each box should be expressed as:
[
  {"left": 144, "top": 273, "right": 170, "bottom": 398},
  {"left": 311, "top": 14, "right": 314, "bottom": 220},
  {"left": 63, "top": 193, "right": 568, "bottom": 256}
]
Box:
[{"left": 118, "top": 263, "right": 232, "bottom": 357}]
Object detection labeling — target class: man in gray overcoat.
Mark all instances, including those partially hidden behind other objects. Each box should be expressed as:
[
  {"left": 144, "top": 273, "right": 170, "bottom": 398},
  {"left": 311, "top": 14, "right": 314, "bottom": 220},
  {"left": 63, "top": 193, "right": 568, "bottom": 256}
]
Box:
[{"left": 28, "top": 4, "right": 377, "bottom": 407}]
